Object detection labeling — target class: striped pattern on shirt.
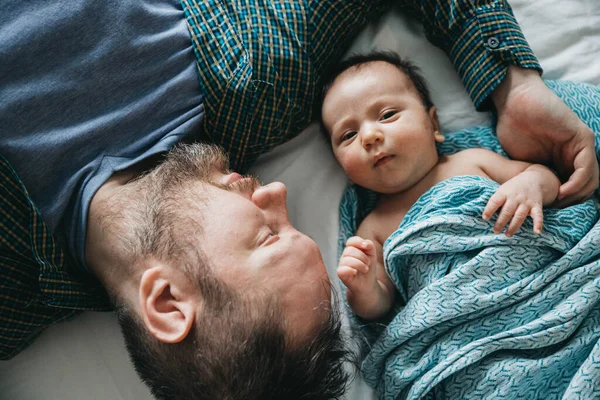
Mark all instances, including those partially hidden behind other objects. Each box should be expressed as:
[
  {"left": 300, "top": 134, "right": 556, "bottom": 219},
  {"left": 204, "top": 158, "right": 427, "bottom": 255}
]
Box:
[{"left": 0, "top": 155, "right": 109, "bottom": 360}]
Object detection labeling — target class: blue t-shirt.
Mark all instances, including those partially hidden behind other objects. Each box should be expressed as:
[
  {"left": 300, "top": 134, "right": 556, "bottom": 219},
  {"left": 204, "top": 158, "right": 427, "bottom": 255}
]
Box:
[{"left": 0, "top": 0, "right": 204, "bottom": 271}]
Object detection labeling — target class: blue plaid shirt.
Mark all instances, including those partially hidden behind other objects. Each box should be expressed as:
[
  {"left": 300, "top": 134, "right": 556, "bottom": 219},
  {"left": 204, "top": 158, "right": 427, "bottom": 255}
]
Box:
[{"left": 1, "top": 0, "right": 539, "bottom": 359}]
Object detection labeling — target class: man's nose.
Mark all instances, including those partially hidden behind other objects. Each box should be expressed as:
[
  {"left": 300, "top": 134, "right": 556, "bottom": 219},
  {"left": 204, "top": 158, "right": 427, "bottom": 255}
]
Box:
[
  {"left": 251, "top": 182, "right": 289, "bottom": 217},
  {"left": 361, "top": 126, "right": 383, "bottom": 149}
]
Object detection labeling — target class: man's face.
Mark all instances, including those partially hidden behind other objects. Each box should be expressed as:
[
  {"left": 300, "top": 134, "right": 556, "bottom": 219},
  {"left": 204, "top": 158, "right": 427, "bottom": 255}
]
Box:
[
  {"left": 191, "top": 169, "right": 332, "bottom": 340},
  {"left": 88, "top": 143, "right": 332, "bottom": 341}
]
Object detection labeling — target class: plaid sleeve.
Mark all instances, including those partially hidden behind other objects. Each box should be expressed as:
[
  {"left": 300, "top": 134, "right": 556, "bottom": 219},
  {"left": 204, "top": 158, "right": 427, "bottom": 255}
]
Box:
[
  {"left": 0, "top": 155, "right": 110, "bottom": 360},
  {"left": 398, "top": 0, "right": 541, "bottom": 110}
]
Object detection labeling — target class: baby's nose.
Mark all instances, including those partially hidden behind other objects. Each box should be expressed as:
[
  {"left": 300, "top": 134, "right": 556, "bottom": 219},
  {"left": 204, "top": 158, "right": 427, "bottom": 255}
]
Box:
[{"left": 361, "top": 128, "right": 383, "bottom": 148}]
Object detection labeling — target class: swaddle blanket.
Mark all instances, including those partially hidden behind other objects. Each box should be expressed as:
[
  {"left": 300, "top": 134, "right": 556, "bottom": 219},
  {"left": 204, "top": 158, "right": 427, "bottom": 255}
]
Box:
[{"left": 338, "top": 80, "right": 600, "bottom": 399}]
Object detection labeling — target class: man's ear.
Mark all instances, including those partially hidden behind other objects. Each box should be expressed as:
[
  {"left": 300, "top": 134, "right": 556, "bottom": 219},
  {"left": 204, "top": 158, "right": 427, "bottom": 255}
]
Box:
[
  {"left": 428, "top": 106, "right": 444, "bottom": 143},
  {"left": 138, "top": 263, "right": 197, "bottom": 343}
]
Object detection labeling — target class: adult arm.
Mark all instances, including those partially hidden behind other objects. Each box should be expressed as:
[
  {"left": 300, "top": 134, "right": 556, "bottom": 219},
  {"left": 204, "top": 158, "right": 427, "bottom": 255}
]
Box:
[
  {"left": 397, "top": 0, "right": 540, "bottom": 109},
  {"left": 491, "top": 66, "right": 599, "bottom": 206}
]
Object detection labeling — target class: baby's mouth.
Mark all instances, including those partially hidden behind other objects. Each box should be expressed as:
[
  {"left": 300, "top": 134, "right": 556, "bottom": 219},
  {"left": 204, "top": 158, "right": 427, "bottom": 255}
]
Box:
[{"left": 374, "top": 155, "right": 394, "bottom": 167}]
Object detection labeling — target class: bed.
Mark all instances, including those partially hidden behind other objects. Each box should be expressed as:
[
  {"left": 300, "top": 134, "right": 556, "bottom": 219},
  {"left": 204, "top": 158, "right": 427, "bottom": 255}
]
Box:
[{"left": 1, "top": 0, "right": 599, "bottom": 398}]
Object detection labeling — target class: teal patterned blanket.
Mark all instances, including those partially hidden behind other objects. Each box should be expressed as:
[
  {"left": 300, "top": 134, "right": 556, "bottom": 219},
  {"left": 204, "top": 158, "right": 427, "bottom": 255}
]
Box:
[{"left": 338, "top": 81, "right": 600, "bottom": 399}]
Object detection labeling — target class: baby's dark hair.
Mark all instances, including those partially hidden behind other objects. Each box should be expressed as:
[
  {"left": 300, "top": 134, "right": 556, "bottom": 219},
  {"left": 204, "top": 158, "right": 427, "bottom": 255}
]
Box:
[{"left": 320, "top": 51, "right": 434, "bottom": 132}]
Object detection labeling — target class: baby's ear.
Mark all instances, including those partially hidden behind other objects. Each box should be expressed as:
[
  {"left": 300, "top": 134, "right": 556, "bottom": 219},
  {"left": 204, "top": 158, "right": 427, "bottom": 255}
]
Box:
[{"left": 428, "top": 107, "right": 444, "bottom": 143}]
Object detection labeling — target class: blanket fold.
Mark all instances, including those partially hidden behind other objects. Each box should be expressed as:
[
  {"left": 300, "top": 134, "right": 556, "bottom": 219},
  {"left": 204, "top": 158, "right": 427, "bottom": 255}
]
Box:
[{"left": 370, "top": 176, "right": 600, "bottom": 399}]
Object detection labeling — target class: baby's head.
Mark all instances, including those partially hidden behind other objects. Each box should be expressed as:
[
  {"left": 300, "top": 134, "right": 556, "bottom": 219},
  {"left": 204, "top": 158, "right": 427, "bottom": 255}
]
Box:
[{"left": 320, "top": 52, "right": 444, "bottom": 194}]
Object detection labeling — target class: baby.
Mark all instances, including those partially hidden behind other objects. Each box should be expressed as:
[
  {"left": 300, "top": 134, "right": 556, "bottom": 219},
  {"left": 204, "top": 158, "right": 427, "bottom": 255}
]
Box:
[{"left": 320, "top": 52, "right": 561, "bottom": 320}]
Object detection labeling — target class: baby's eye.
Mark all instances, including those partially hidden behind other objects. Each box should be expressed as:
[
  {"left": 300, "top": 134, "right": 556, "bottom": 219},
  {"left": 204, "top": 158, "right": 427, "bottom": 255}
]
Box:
[
  {"left": 380, "top": 110, "right": 397, "bottom": 121},
  {"left": 341, "top": 131, "right": 357, "bottom": 141}
]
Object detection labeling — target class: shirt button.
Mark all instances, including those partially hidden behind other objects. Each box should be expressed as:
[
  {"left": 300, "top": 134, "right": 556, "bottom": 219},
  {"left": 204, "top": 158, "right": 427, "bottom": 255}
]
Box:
[{"left": 487, "top": 36, "right": 500, "bottom": 49}]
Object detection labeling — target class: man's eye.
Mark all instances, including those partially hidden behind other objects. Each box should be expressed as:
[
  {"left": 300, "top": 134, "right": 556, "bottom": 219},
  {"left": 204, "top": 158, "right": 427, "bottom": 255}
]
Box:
[
  {"left": 262, "top": 232, "right": 280, "bottom": 246},
  {"left": 380, "top": 111, "right": 396, "bottom": 121},
  {"left": 341, "top": 131, "right": 357, "bottom": 141}
]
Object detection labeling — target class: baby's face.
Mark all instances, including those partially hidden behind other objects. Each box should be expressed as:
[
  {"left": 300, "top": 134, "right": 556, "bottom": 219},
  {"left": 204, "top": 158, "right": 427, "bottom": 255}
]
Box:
[{"left": 322, "top": 61, "right": 442, "bottom": 194}]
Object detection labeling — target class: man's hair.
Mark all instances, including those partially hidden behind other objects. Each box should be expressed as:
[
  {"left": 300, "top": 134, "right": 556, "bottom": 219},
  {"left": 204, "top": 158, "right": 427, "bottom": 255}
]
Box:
[
  {"left": 106, "top": 143, "right": 354, "bottom": 399},
  {"left": 115, "top": 290, "right": 352, "bottom": 400},
  {"left": 319, "top": 51, "right": 434, "bottom": 129}
]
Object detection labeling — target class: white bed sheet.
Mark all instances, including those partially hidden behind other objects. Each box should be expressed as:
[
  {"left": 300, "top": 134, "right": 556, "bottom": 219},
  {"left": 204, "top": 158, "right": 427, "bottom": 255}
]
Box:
[{"left": 1, "top": 1, "right": 598, "bottom": 398}]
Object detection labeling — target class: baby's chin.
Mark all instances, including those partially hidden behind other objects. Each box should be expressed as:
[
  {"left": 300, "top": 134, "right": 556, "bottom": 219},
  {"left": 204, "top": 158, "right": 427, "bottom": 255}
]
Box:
[{"left": 356, "top": 180, "right": 411, "bottom": 195}]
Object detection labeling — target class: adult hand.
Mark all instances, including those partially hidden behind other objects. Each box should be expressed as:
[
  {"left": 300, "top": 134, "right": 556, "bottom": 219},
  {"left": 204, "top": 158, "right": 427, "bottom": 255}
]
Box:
[{"left": 491, "top": 66, "right": 598, "bottom": 207}]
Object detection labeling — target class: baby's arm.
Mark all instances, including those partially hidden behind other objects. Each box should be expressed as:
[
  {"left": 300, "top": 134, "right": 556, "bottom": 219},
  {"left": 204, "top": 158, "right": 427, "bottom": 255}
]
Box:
[
  {"left": 337, "top": 222, "right": 396, "bottom": 320},
  {"left": 465, "top": 149, "right": 560, "bottom": 236}
]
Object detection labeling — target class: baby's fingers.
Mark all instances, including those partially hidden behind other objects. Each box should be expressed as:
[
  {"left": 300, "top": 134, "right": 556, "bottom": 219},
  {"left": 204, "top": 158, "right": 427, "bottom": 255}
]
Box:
[
  {"left": 345, "top": 236, "right": 375, "bottom": 257},
  {"left": 337, "top": 266, "right": 359, "bottom": 282},
  {"left": 531, "top": 206, "right": 543, "bottom": 234},
  {"left": 342, "top": 245, "right": 371, "bottom": 265},
  {"left": 339, "top": 254, "right": 370, "bottom": 274},
  {"left": 483, "top": 192, "right": 507, "bottom": 221},
  {"left": 493, "top": 200, "right": 518, "bottom": 234},
  {"left": 505, "top": 204, "right": 530, "bottom": 237}
]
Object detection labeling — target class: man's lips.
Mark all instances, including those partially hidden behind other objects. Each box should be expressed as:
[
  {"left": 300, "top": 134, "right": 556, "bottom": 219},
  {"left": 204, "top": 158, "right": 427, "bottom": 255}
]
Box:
[{"left": 374, "top": 154, "right": 394, "bottom": 167}]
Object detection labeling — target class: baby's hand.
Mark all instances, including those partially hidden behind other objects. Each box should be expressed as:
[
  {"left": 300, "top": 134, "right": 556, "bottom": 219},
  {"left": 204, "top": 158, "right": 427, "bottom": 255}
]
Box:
[
  {"left": 337, "top": 236, "right": 378, "bottom": 294},
  {"left": 482, "top": 175, "right": 544, "bottom": 237}
]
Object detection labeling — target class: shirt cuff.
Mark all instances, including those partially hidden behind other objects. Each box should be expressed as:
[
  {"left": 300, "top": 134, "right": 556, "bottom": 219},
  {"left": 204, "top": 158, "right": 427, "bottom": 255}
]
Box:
[{"left": 448, "top": 6, "right": 542, "bottom": 111}]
